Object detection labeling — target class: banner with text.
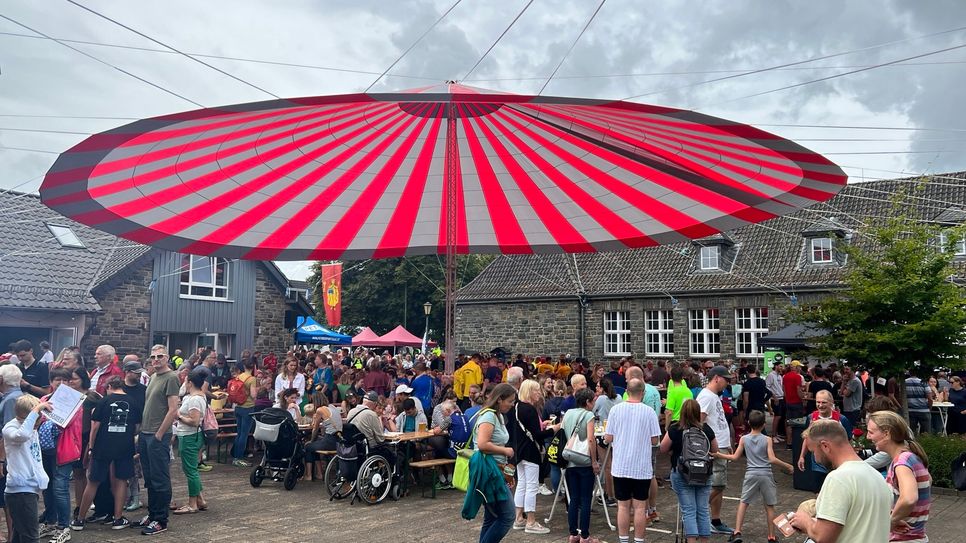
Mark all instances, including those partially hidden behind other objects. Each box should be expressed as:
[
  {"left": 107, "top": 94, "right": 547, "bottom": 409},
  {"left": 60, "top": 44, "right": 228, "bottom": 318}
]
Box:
[{"left": 321, "top": 263, "right": 343, "bottom": 327}]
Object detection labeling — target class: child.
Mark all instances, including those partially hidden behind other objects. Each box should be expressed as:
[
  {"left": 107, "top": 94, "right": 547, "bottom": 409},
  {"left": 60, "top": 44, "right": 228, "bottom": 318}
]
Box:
[
  {"left": 3, "top": 394, "right": 51, "bottom": 543},
  {"left": 714, "top": 410, "right": 793, "bottom": 543},
  {"left": 280, "top": 388, "right": 301, "bottom": 420}
]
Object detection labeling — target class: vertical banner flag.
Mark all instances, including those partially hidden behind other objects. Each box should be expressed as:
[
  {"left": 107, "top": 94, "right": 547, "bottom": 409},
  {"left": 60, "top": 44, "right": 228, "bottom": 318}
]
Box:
[{"left": 321, "top": 263, "right": 342, "bottom": 327}]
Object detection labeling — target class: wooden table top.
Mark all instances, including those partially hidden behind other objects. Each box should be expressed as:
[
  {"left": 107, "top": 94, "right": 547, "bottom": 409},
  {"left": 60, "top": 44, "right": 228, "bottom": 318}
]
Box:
[{"left": 386, "top": 431, "right": 434, "bottom": 442}]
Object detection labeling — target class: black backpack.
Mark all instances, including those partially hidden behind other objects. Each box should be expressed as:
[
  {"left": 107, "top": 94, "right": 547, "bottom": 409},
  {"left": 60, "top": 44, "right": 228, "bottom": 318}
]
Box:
[
  {"left": 336, "top": 408, "right": 368, "bottom": 479},
  {"left": 678, "top": 426, "right": 712, "bottom": 485}
]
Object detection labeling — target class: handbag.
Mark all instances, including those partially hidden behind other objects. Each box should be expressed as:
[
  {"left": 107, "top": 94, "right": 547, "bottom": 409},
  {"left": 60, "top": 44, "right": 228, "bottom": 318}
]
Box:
[
  {"left": 561, "top": 412, "right": 593, "bottom": 466},
  {"left": 514, "top": 403, "right": 545, "bottom": 458},
  {"left": 952, "top": 451, "right": 966, "bottom": 491},
  {"left": 202, "top": 401, "right": 218, "bottom": 439},
  {"left": 546, "top": 426, "right": 568, "bottom": 467},
  {"left": 453, "top": 448, "right": 473, "bottom": 492}
]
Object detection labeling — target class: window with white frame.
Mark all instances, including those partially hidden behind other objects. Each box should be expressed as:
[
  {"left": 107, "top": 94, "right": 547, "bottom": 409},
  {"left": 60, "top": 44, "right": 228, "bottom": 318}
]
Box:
[
  {"left": 645, "top": 310, "right": 674, "bottom": 356},
  {"left": 699, "top": 245, "right": 720, "bottom": 270},
  {"left": 939, "top": 231, "right": 966, "bottom": 256},
  {"left": 735, "top": 307, "right": 768, "bottom": 358},
  {"left": 180, "top": 255, "right": 230, "bottom": 299},
  {"left": 810, "top": 237, "right": 833, "bottom": 263},
  {"left": 689, "top": 308, "right": 720, "bottom": 357},
  {"left": 604, "top": 311, "right": 631, "bottom": 356}
]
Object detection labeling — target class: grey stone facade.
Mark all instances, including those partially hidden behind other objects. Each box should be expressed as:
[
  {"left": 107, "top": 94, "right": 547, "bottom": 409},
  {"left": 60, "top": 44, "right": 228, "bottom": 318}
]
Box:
[
  {"left": 253, "top": 266, "right": 292, "bottom": 355},
  {"left": 456, "top": 290, "right": 834, "bottom": 362},
  {"left": 82, "top": 262, "right": 153, "bottom": 360},
  {"left": 455, "top": 300, "right": 581, "bottom": 356}
]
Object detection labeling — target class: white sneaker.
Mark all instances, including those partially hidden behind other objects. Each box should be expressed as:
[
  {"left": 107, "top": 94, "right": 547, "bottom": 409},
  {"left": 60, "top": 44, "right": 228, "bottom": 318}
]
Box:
[
  {"left": 525, "top": 522, "right": 551, "bottom": 534},
  {"left": 537, "top": 483, "right": 554, "bottom": 496},
  {"left": 49, "top": 527, "right": 72, "bottom": 543}
]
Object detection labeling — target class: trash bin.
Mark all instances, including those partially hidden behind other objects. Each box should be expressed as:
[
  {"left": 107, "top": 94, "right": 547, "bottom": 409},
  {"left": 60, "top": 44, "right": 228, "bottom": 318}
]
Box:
[{"left": 790, "top": 417, "right": 826, "bottom": 492}]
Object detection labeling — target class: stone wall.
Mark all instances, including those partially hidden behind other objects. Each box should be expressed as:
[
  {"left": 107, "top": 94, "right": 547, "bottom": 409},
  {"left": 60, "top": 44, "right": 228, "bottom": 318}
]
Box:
[
  {"left": 83, "top": 262, "right": 153, "bottom": 360},
  {"left": 458, "top": 291, "right": 835, "bottom": 363},
  {"left": 455, "top": 300, "right": 581, "bottom": 356},
  {"left": 252, "top": 266, "right": 291, "bottom": 355}
]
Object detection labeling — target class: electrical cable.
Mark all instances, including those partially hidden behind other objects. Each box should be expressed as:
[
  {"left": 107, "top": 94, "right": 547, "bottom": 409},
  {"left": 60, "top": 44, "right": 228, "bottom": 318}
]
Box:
[
  {"left": 536, "top": 0, "right": 606, "bottom": 95},
  {"left": 719, "top": 41, "right": 966, "bottom": 105},
  {"left": 0, "top": 30, "right": 440, "bottom": 81},
  {"left": 364, "top": 0, "right": 463, "bottom": 93},
  {"left": 0, "top": 14, "right": 204, "bottom": 107},
  {"left": 65, "top": 0, "right": 281, "bottom": 99},
  {"left": 621, "top": 24, "right": 966, "bottom": 101},
  {"left": 462, "top": 0, "right": 535, "bottom": 81}
]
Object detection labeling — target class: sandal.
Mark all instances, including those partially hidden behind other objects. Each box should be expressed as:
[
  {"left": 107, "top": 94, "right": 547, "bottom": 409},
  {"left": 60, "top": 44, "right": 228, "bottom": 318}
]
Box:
[
  {"left": 172, "top": 505, "right": 198, "bottom": 515},
  {"left": 197, "top": 502, "right": 208, "bottom": 511},
  {"left": 169, "top": 503, "right": 180, "bottom": 511}
]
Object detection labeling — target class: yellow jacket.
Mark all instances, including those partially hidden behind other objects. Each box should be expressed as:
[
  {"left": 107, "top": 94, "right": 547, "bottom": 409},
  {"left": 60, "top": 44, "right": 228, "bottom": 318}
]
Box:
[{"left": 454, "top": 360, "right": 483, "bottom": 399}]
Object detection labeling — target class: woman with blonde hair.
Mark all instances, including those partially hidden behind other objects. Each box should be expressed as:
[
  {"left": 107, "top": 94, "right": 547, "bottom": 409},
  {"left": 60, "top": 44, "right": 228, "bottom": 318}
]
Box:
[
  {"left": 511, "top": 379, "right": 558, "bottom": 534},
  {"left": 866, "top": 411, "right": 931, "bottom": 543}
]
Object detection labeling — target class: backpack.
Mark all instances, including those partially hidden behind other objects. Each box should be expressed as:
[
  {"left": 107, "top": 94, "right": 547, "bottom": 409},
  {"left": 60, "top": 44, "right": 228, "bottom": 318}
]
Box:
[
  {"left": 336, "top": 408, "right": 368, "bottom": 480},
  {"left": 448, "top": 411, "right": 471, "bottom": 457},
  {"left": 226, "top": 376, "right": 249, "bottom": 405},
  {"left": 678, "top": 426, "right": 712, "bottom": 485}
]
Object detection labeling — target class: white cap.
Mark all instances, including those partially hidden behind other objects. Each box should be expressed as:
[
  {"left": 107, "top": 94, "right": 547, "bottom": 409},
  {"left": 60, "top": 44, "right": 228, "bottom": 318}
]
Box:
[{"left": 395, "top": 384, "right": 414, "bottom": 395}]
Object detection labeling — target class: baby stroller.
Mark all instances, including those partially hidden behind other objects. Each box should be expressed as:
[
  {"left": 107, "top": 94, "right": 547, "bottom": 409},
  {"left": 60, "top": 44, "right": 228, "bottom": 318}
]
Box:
[{"left": 249, "top": 408, "right": 305, "bottom": 491}]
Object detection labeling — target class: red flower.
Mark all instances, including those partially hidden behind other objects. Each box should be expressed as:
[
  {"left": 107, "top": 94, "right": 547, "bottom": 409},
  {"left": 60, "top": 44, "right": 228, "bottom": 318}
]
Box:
[{"left": 853, "top": 428, "right": 864, "bottom": 438}]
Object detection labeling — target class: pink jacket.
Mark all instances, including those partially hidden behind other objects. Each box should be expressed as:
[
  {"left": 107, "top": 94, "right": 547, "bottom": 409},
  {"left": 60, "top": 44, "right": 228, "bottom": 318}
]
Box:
[{"left": 43, "top": 393, "right": 83, "bottom": 466}]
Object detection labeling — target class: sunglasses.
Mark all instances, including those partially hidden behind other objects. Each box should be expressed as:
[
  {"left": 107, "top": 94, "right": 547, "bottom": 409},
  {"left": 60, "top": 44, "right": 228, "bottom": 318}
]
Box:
[{"left": 149, "top": 354, "right": 167, "bottom": 360}]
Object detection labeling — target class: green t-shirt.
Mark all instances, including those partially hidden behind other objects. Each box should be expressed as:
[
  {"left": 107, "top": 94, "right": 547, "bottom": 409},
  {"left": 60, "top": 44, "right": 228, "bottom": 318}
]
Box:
[
  {"left": 142, "top": 370, "right": 181, "bottom": 434},
  {"left": 474, "top": 408, "right": 509, "bottom": 464},
  {"left": 665, "top": 380, "right": 693, "bottom": 422}
]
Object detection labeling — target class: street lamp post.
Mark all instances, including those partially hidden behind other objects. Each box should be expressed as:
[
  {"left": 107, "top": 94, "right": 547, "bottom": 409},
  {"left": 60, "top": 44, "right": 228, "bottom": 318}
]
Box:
[{"left": 423, "top": 302, "right": 432, "bottom": 353}]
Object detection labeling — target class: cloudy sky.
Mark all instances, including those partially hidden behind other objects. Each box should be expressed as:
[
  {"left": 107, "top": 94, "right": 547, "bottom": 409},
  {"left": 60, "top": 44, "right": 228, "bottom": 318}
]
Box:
[{"left": 2, "top": 0, "right": 966, "bottom": 280}]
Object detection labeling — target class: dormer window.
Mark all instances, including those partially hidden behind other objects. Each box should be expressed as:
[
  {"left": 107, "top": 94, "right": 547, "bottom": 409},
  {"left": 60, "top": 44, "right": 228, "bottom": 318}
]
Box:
[
  {"left": 700, "top": 246, "right": 720, "bottom": 270},
  {"left": 810, "top": 237, "right": 833, "bottom": 264},
  {"left": 691, "top": 233, "right": 737, "bottom": 273}
]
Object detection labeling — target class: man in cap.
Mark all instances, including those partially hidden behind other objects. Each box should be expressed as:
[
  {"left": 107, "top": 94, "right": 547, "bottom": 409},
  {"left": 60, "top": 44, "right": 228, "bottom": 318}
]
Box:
[
  {"left": 346, "top": 391, "right": 395, "bottom": 465},
  {"left": 394, "top": 383, "right": 424, "bottom": 417},
  {"left": 121, "top": 359, "right": 148, "bottom": 511},
  {"left": 697, "top": 365, "right": 735, "bottom": 535}
]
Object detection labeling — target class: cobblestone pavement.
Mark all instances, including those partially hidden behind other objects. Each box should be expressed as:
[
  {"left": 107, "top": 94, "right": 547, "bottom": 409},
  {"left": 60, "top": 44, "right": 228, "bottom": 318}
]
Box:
[{"left": 54, "top": 448, "right": 963, "bottom": 543}]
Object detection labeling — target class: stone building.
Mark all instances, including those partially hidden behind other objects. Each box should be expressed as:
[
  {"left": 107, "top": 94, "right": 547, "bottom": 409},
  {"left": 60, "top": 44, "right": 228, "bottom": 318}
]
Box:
[
  {"left": 0, "top": 191, "right": 312, "bottom": 361},
  {"left": 455, "top": 172, "right": 966, "bottom": 362}
]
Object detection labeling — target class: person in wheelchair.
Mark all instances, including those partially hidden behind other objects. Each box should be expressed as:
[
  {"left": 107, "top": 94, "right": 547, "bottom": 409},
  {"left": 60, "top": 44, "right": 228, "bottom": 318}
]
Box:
[{"left": 347, "top": 391, "right": 397, "bottom": 467}]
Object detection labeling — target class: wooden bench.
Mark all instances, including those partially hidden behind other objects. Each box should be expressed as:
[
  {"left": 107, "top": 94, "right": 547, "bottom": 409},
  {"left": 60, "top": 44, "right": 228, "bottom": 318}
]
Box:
[{"left": 409, "top": 458, "right": 457, "bottom": 498}]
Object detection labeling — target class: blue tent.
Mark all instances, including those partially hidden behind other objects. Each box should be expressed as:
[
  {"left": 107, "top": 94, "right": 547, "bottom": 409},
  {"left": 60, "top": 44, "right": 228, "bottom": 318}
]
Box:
[{"left": 294, "top": 317, "right": 352, "bottom": 345}]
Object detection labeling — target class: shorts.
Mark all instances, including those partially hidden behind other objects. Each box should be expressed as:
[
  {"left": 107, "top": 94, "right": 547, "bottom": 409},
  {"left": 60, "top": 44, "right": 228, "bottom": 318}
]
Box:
[
  {"left": 88, "top": 456, "right": 135, "bottom": 483},
  {"left": 711, "top": 447, "right": 730, "bottom": 488},
  {"left": 614, "top": 476, "right": 651, "bottom": 502},
  {"left": 740, "top": 472, "right": 778, "bottom": 505},
  {"left": 785, "top": 403, "right": 805, "bottom": 421}
]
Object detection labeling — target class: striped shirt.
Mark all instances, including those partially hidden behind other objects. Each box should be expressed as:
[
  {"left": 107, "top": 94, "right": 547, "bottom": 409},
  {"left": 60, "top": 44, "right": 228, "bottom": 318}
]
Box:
[
  {"left": 887, "top": 451, "right": 931, "bottom": 543},
  {"left": 904, "top": 378, "right": 931, "bottom": 413},
  {"left": 604, "top": 401, "right": 661, "bottom": 480}
]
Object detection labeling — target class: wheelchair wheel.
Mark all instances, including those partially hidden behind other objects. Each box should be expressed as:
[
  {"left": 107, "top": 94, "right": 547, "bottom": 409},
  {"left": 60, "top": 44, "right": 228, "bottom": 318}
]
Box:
[
  {"left": 356, "top": 455, "right": 392, "bottom": 505},
  {"left": 324, "top": 458, "right": 355, "bottom": 500},
  {"left": 249, "top": 466, "right": 264, "bottom": 488}
]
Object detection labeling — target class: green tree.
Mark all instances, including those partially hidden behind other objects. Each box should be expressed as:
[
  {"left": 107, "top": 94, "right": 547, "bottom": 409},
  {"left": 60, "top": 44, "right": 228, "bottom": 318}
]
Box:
[
  {"left": 307, "top": 255, "right": 495, "bottom": 342},
  {"left": 804, "top": 211, "right": 966, "bottom": 384}
]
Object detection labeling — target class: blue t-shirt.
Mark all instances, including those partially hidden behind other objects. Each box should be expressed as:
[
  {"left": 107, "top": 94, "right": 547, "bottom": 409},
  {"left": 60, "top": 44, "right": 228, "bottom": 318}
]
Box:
[
  {"left": 465, "top": 405, "right": 483, "bottom": 424},
  {"left": 411, "top": 374, "right": 435, "bottom": 413}
]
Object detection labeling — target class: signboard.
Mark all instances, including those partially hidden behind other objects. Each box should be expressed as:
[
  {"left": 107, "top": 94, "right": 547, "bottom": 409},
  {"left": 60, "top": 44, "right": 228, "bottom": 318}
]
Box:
[{"left": 763, "top": 348, "right": 786, "bottom": 375}]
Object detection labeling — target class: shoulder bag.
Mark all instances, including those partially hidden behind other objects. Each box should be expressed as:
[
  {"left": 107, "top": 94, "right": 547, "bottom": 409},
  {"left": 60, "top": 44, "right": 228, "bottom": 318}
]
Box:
[{"left": 561, "top": 411, "right": 594, "bottom": 466}]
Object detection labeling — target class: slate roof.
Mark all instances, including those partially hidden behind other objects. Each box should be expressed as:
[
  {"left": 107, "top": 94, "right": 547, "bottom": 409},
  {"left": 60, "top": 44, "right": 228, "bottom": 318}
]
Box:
[
  {"left": 458, "top": 172, "right": 966, "bottom": 301},
  {"left": 0, "top": 191, "right": 151, "bottom": 312}
]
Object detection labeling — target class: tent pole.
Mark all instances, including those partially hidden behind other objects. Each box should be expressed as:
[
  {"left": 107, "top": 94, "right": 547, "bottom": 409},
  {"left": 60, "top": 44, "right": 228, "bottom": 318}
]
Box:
[{"left": 444, "top": 102, "right": 459, "bottom": 375}]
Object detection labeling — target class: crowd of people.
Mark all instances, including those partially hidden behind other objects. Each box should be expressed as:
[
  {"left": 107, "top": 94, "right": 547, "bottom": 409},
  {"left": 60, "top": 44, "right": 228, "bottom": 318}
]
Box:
[{"left": 0, "top": 337, "right": 958, "bottom": 543}]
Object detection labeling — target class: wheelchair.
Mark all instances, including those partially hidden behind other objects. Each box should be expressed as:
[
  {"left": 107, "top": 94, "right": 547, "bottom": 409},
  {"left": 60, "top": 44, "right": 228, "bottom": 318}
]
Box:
[{"left": 324, "top": 434, "right": 402, "bottom": 505}]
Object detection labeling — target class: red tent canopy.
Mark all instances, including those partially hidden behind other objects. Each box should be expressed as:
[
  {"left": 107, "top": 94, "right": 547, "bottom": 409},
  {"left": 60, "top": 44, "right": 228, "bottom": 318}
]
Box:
[
  {"left": 372, "top": 325, "right": 425, "bottom": 348},
  {"left": 351, "top": 326, "right": 382, "bottom": 346}
]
